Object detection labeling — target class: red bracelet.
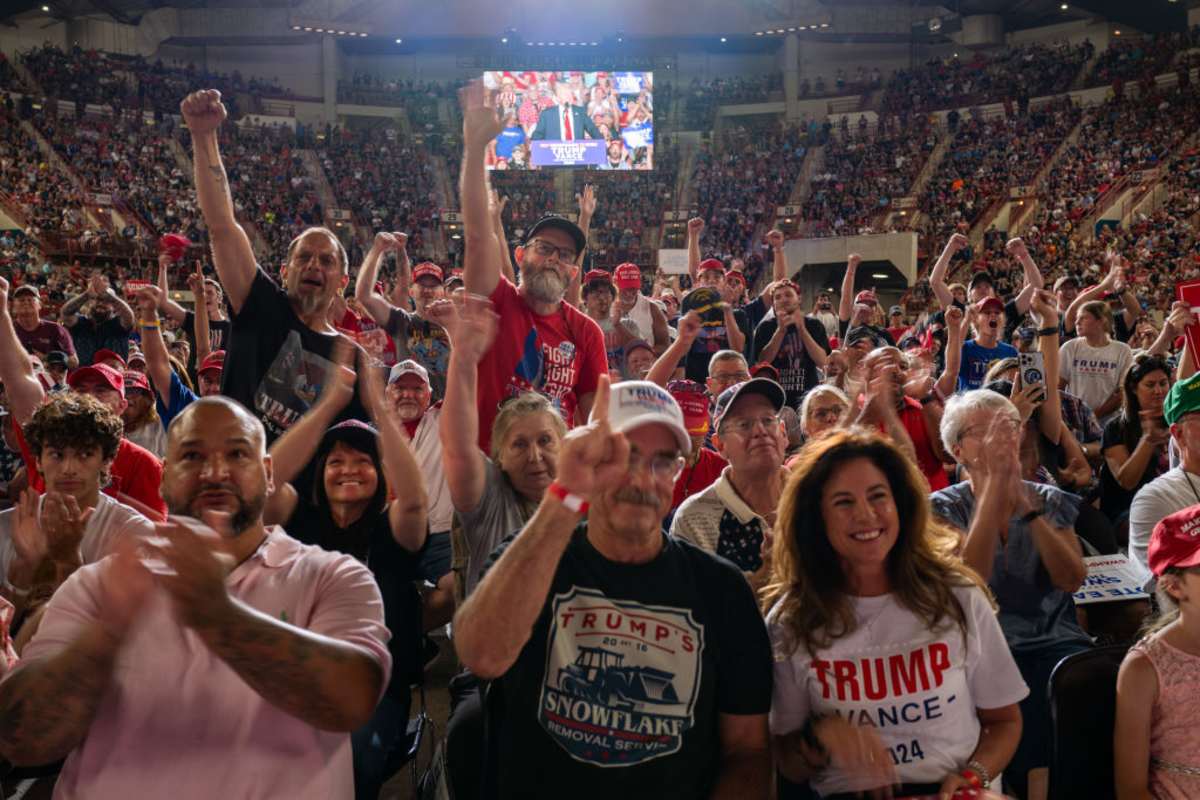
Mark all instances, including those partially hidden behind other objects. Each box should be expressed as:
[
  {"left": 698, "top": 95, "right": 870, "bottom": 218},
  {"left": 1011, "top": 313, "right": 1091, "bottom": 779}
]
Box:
[
  {"left": 959, "top": 768, "right": 983, "bottom": 790},
  {"left": 547, "top": 481, "right": 588, "bottom": 515}
]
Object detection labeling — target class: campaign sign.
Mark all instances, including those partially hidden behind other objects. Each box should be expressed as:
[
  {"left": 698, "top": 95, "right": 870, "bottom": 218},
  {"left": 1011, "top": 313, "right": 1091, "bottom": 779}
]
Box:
[
  {"left": 530, "top": 140, "right": 606, "bottom": 167},
  {"left": 1176, "top": 279, "right": 1200, "bottom": 360},
  {"left": 613, "top": 72, "right": 644, "bottom": 95},
  {"left": 1072, "top": 554, "right": 1151, "bottom": 605},
  {"left": 124, "top": 279, "right": 151, "bottom": 298}
]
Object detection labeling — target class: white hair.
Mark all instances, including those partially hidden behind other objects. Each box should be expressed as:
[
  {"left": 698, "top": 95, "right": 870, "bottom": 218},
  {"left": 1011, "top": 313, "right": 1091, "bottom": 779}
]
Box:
[
  {"left": 939, "top": 389, "right": 1020, "bottom": 457},
  {"left": 799, "top": 384, "right": 850, "bottom": 423},
  {"left": 708, "top": 349, "right": 747, "bottom": 373}
]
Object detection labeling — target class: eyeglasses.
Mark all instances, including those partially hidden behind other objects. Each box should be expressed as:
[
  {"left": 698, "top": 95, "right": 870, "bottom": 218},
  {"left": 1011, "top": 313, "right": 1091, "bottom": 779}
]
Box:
[
  {"left": 527, "top": 239, "right": 577, "bottom": 263},
  {"left": 628, "top": 449, "right": 686, "bottom": 482},
  {"left": 710, "top": 371, "right": 751, "bottom": 386},
  {"left": 720, "top": 414, "right": 782, "bottom": 438}
]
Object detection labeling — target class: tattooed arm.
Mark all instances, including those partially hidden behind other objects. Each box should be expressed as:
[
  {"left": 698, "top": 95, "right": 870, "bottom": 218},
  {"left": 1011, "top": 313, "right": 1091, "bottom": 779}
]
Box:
[
  {"left": 0, "top": 626, "right": 124, "bottom": 765},
  {"left": 193, "top": 598, "right": 384, "bottom": 732},
  {"left": 180, "top": 90, "right": 257, "bottom": 314}
]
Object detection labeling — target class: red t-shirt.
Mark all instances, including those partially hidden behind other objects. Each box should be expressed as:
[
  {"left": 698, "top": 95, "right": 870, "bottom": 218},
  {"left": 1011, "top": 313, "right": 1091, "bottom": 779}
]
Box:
[
  {"left": 476, "top": 278, "right": 607, "bottom": 452},
  {"left": 894, "top": 396, "right": 949, "bottom": 491},
  {"left": 671, "top": 447, "right": 728, "bottom": 511},
  {"left": 13, "top": 420, "right": 167, "bottom": 519}
]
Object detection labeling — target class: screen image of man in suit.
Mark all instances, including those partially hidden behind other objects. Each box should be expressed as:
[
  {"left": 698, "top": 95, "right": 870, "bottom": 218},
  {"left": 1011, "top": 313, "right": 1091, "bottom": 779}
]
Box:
[{"left": 531, "top": 83, "right": 603, "bottom": 141}]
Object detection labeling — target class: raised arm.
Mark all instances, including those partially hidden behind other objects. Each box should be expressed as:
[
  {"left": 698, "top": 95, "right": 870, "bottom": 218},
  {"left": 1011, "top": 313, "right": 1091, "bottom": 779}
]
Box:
[
  {"left": 1005, "top": 237, "right": 1043, "bottom": 316},
  {"left": 766, "top": 228, "right": 789, "bottom": 283},
  {"left": 565, "top": 184, "right": 595, "bottom": 309},
  {"left": 490, "top": 190, "right": 516, "bottom": 286},
  {"left": 360, "top": 353, "right": 428, "bottom": 553},
  {"left": 723, "top": 304, "right": 745, "bottom": 353},
  {"left": 354, "top": 233, "right": 404, "bottom": 327},
  {"left": 0, "top": 277, "right": 46, "bottom": 425},
  {"left": 180, "top": 90, "right": 257, "bottom": 314},
  {"left": 929, "top": 233, "right": 969, "bottom": 309},
  {"left": 686, "top": 217, "right": 704, "bottom": 282},
  {"left": 647, "top": 312, "right": 700, "bottom": 387},
  {"left": 1031, "top": 289, "right": 1063, "bottom": 444},
  {"left": 439, "top": 295, "right": 499, "bottom": 514},
  {"left": 935, "top": 305, "right": 968, "bottom": 399},
  {"left": 134, "top": 286, "right": 174, "bottom": 400},
  {"left": 454, "top": 376, "right": 628, "bottom": 679},
  {"left": 187, "top": 263, "right": 212, "bottom": 366},
  {"left": 459, "top": 81, "right": 505, "bottom": 299},
  {"left": 1062, "top": 267, "right": 1118, "bottom": 336},
  {"left": 156, "top": 255, "right": 190, "bottom": 324},
  {"left": 838, "top": 253, "right": 861, "bottom": 322}
]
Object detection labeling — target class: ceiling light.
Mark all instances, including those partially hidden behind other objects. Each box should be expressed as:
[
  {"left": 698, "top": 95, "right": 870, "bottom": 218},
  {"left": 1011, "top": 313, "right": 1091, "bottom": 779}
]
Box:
[
  {"left": 315, "top": 27, "right": 324, "bottom": 32},
  {"left": 1114, "top": 29, "right": 1121, "bottom": 35},
  {"left": 303, "top": 26, "right": 313, "bottom": 31},
  {"left": 798, "top": 25, "right": 807, "bottom": 31},
  {"left": 501, "top": 36, "right": 508, "bottom": 43},
  {"left": 788, "top": 27, "right": 797, "bottom": 32},
  {"left": 719, "top": 36, "right": 727, "bottom": 42},
  {"left": 755, "top": 31, "right": 764, "bottom": 36},
  {"left": 395, "top": 37, "right": 402, "bottom": 43},
  {"left": 291, "top": 25, "right": 300, "bottom": 30},
  {"left": 336, "top": 30, "right": 345, "bottom": 35},
  {"left": 41, "top": 4, "right": 49, "bottom": 10},
  {"left": 1060, "top": 2, "right": 1068, "bottom": 8},
  {"left": 871, "top": 273, "right": 889, "bottom": 279},
  {"left": 820, "top": 22, "right": 830, "bottom": 28}
]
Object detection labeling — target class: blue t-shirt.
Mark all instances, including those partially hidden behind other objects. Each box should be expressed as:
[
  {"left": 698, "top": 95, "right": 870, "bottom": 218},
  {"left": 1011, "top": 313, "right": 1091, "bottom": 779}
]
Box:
[
  {"left": 495, "top": 126, "right": 526, "bottom": 160},
  {"left": 956, "top": 339, "right": 1018, "bottom": 391},
  {"left": 155, "top": 370, "right": 197, "bottom": 430}
]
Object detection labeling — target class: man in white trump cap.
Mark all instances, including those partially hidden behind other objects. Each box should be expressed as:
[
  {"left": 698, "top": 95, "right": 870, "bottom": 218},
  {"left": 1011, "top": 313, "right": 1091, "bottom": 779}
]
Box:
[
  {"left": 452, "top": 376, "right": 773, "bottom": 798},
  {"left": 386, "top": 359, "right": 455, "bottom": 629}
]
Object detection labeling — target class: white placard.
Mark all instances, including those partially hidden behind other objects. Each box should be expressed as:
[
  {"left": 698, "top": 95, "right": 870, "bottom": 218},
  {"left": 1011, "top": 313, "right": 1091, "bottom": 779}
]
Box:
[
  {"left": 1072, "top": 554, "right": 1151, "bottom": 605},
  {"left": 657, "top": 248, "right": 689, "bottom": 274}
]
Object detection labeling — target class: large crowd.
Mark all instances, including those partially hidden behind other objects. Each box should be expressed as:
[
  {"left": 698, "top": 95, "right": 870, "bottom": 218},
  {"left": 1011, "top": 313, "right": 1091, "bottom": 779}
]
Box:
[{"left": 4, "top": 30, "right": 1200, "bottom": 800}]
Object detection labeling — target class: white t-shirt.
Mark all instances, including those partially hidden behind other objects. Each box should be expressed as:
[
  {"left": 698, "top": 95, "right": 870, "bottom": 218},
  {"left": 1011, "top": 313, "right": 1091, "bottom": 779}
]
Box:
[
  {"left": 125, "top": 419, "right": 167, "bottom": 460},
  {"left": 1128, "top": 468, "right": 1200, "bottom": 580},
  {"left": 1058, "top": 337, "right": 1133, "bottom": 425},
  {"left": 408, "top": 405, "right": 454, "bottom": 534},
  {"left": 0, "top": 492, "right": 155, "bottom": 582},
  {"left": 767, "top": 585, "right": 1028, "bottom": 796}
]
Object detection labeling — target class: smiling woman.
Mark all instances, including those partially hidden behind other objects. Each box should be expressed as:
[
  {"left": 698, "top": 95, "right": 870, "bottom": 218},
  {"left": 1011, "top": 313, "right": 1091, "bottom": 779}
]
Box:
[{"left": 765, "top": 427, "right": 1026, "bottom": 798}]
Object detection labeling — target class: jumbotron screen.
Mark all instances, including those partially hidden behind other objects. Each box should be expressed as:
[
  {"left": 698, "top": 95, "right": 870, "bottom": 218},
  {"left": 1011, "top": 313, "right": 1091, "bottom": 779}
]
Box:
[{"left": 481, "top": 70, "right": 654, "bottom": 171}]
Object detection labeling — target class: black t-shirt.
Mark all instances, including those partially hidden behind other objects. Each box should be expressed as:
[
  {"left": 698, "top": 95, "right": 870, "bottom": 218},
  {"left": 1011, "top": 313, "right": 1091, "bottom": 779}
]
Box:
[
  {"left": 487, "top": 526, "right": 772, "bottom": 799},
  {"left": 1098, "top": 415, "right": 1169, "bottom": 520},
  {"left": 681, "top": 288, "right": 748, "bottom": 383},
  {"left": 222, "top": 268, "right": 369, "bottom": 442},
  {"left": 286, "top": 499, "right": 423, "bottom": 694},
  {"left": 68, "top": 315, "right": 132, "bottom": 366},
  {"left": 183, "top": 309, "right": 232, "bottom": 365},
  {"left": 751, "top": 316, "right": 831, "bottom": 409}
]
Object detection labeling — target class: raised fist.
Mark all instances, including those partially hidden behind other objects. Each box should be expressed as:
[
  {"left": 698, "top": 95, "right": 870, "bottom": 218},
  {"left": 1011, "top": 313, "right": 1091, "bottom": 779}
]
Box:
[
  {"left": 676, "top": 310, "right": 702, "bottom": 343},
  {"left": 765, "top": 229, "right": 785, "bottom": 248},
  {"left": 687, "top": 218, "right": 705, "bottom": 236},
  {"left": 1005, "top": 237, "right": 1030, "bottom": 261},
  {"left": 846, "top": 253, "right": 862, "bottom": 271},
  {"left": 180, "top": 90, "right": 228, "bottom": 136},
  {"left": 945, "top": 233, "right": 969, "bottom": 254}
]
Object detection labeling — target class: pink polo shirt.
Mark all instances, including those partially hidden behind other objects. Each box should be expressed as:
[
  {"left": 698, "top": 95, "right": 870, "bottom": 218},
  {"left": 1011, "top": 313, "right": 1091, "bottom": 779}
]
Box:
[{"left": 20, "top": 527, "right": 391, "bottom": 800}]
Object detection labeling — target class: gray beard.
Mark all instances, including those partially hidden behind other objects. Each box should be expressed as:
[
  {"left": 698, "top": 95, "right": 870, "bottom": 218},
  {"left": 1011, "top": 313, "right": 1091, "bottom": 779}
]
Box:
[{"left": 524, "top": 270, "right": 566, "bottom": 305}]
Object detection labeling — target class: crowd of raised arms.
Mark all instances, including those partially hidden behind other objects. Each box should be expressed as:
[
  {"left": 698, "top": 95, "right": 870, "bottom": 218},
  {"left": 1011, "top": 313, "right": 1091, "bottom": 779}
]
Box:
[{"left": 3, "top": 29, "right": 1200, "bottom": 800}]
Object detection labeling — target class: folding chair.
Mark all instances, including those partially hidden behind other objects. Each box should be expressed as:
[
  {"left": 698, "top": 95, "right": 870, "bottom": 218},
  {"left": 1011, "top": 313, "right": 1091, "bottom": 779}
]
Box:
[{"left": 1047, "top": 644, "right": 1128, "bottom": 800}]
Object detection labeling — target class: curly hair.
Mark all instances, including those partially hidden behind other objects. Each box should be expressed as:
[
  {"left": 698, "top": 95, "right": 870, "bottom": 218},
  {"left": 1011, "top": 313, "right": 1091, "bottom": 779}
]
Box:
[
  {"left": 24, "top": 392, "right": 123, "bottom": 463},
  {"left": 763, "top": 427, "right": 989, "bottom": 658}
]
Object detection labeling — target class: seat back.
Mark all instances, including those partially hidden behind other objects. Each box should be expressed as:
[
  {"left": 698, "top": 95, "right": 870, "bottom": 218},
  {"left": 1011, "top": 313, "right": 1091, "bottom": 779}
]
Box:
[{"left": 1048, "top": 644, "right": 1128, "bottom": 800}]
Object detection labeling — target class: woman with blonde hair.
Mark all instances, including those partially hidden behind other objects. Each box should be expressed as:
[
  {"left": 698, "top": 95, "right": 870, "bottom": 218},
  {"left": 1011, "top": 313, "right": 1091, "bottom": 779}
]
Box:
[{"left": 766, "top": 428, "right": 1027, "bottom": 798}]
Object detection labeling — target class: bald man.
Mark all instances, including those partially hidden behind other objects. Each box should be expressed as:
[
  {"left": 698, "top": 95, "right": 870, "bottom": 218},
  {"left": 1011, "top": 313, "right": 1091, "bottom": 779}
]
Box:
[{"left": 0, "top": 397, "right": 391, "bottom": 799}]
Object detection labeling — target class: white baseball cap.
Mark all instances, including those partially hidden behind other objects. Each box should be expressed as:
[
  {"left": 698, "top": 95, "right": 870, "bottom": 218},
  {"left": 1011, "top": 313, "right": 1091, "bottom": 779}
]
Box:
[
  {"left": 598, "top": 380, "right": 691, "bottom": 456},
  {"left": 388, "top": 359, "right": 430, "bottom": 385}
]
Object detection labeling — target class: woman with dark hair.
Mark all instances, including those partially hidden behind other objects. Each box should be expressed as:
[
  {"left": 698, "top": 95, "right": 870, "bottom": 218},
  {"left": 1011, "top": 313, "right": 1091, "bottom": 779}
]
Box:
[
  {"left": 767, "top": 428, "right": 1026, "bottom": 798},
  {"left": 263, "top": 345, "right": 428, "bottom": 800},
  {"left": 1099, "top": 353, "right": 1172, "bottom": 524}
]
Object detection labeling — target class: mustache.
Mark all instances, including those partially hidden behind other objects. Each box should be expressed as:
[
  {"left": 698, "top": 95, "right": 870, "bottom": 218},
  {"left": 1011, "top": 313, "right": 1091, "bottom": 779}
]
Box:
[{"left": 613, "top": 487, "right": 659, "bottom": 507}]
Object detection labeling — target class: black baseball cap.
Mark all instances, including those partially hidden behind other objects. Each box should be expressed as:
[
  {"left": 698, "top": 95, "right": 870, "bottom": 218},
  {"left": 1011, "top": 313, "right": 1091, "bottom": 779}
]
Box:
[
  {"left": 45, "top": 351, "right": 69, "bottom": 368},
  {"left": 967, "top": 272, "right": 994, "bottom": 291},
  {"left": 524, "top": 215, "right": 587, "bottom": 256}
]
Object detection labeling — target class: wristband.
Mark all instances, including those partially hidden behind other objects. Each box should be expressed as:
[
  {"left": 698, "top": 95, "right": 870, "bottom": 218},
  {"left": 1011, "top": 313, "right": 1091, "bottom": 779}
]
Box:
[
  {"left": 1036, "top": 326, "right": 1058, "bottom": 337},
  {"left": 547, "top": 481, "right": 588, "bottom": 515},
  {"left": 1, "top": 578, "right": 30, "bottom": 600},
  {"left": 966, "top": 759, "right": 993, "bottom": 787},
  {"left": 139, "top": 319, "right": 160, "bottom": 329},
  {"left": 960, "top": 769, "right": 983, "bottom": 791}
]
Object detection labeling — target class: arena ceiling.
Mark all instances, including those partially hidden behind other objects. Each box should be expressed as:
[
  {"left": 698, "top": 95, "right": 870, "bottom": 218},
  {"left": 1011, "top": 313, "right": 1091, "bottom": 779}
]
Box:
[{"left": 3, "top": 0, "right": 1194, "bottom": 36}]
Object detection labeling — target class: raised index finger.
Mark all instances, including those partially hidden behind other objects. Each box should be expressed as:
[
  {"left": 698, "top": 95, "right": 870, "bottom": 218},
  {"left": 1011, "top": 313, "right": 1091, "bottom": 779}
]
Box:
[{"left": 590, "top": 373, "right": 612, "bottom": 426}]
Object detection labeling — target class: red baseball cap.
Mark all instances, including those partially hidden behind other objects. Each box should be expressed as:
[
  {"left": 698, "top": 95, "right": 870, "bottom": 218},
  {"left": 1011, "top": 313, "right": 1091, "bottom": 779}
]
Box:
[
  {"left": 1149, "top": 506, "right": 1200, "bottom": 576},
  {"left": 698, "top": 258, "right": 724, "bottom": 275},
  {"left": 975, "top": 296, "right": 1005, "bottom": 315},
  {"left": 724, "top": 270, "right": 746, "bottom": 286},
  {"left": 158, "top": 233, "right": 192, "bottom": 261},
  {"left": 412, "top": 262, "right": 444, "bottom": 284},
  {"left": 854, "top": 290, "right": 878, "bottom": 306},
  {"left": 91, "top": 348, "right": 127, "bottom": 369},
  {"left": 750, "top": 362, "right": 780, "bottom": 382},
  {"left": 123, "top": 370, "right": 151, "bottom": 394},
  {"left": 667, "top": 379, "right": 711, "bottom": 436},
  {"left": 67, "top": 362, "right": 125, "bottom": 398},
  {"left": 613, "top": 263, "right": 642, "bottom": 290},
  {"left": 199, "top": 350, "right": 226, "bottom": 375}
]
